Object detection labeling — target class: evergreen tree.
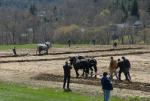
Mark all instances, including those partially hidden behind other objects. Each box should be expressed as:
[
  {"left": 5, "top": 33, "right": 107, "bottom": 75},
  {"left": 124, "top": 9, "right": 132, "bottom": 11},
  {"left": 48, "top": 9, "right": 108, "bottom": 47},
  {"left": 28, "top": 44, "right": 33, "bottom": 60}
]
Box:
[
  {"left": 120, "top": 0, "right": 129, "bottom": 22},
  {"left": 131, "top": 0, "right": 139, "bottom": 18},
  {"left": 29, "top": 4, "right": 37, "bottom": 16},
  {"left": 147, "top": 4, "right": 150, "bottom": 15},
  {"left": 0, "top": 1, "right": 2, "bottom": 7}
]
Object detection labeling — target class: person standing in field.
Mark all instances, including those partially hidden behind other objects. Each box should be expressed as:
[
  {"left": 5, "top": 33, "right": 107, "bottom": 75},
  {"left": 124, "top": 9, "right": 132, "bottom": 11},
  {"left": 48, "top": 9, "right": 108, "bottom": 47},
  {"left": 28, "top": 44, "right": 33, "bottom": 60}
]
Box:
[
  {"left": 109, "top": 57, "right": 118, "bottom": 80},
  {"left": 63, "top": 61, "right": 72, "bottom": 91},
  {"left": 122, "top": 57, "right": 131, "bottom": 81},
  {"left": 113, "top": 42, "right": 117, "bottom": 49},
  {"left": 101, "top": 72, "right": 113, "bottom": 101},
  {"left": 12, "top": 47, "right": 17, "bottom": 56},
  {"left": 67, "top": 40, "right": 71, "bottom": 47},
  {"left": 117, "top": 59, "right": 128, "bottom": 81}
]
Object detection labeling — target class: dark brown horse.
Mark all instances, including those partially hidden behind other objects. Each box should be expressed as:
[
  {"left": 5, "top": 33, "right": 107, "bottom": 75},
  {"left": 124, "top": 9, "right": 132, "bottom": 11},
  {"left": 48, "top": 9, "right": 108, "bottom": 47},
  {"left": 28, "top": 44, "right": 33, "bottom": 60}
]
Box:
[{"left": 69, "top": 56, "right": 97, "bottom": 78}]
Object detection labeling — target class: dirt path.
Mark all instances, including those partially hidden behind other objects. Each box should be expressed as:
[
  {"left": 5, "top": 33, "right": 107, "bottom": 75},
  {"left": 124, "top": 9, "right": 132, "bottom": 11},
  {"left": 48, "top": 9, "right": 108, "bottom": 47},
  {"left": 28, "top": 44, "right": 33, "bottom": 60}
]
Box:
[
  {"left": 0, "top": 47, "right": 144, "bottom": 58},
  {"left": 0, "top": 49, "right": 150, "bottom": 63}
]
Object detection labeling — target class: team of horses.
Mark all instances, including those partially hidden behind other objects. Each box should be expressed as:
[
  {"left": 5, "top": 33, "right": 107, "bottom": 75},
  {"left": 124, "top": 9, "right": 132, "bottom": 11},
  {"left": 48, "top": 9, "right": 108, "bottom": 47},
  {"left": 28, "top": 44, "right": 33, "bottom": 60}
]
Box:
[
  {"left": 69, "top": 56, "right": 97, "bottom": 78},
  {"left": 68, "top": 56, "right": 120, "bottom": 79}
]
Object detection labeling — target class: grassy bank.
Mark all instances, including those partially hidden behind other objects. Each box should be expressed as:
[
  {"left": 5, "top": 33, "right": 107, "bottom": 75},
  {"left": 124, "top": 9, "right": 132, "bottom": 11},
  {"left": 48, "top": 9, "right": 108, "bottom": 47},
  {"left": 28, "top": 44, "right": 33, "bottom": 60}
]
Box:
[
  {"left": 0, "top": 82, "right": 126, "bottom": 101},
  {"left": 0, "top": 44, "right": 94, "bottom": 50}
]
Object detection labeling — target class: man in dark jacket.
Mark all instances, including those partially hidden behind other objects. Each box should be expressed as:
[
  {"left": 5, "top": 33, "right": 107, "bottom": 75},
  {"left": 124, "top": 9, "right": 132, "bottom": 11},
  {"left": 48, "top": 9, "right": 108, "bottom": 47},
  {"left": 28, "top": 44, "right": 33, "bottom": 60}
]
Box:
[
  {"left": 122, "top": 57, "right": 131, "bottom": 81},
  {"left": 63, "top": 61, "right": 72, "bottom": 91},
  {"left": 67, "top": 40, "right": 71, "bottom": 47},
  {"left": 113, "top": 42, "right": 117, "bottom": 49},
  {"left": 101, "top": 72, "right": 113, "bottom": 101},
  {"left": 117, "top": 59, "right": 128, "bottom": 81}
]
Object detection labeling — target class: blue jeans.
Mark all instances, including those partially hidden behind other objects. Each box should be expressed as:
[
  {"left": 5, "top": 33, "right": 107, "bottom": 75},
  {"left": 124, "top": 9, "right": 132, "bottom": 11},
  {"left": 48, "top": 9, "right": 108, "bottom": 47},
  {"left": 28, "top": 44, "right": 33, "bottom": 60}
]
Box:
[{"left": 103, "top": 90, "right": 110, "bottom": 101}]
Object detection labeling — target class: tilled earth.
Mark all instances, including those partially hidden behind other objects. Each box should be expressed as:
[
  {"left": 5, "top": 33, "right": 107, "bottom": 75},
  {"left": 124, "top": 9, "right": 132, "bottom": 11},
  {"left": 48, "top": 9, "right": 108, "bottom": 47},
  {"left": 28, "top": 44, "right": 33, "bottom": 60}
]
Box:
[
  {"left": 32, "top": 73, "right": 150, "bottom": 92},
  {"left": 0, "top": 45, "right": 150, "bottom": 97}
]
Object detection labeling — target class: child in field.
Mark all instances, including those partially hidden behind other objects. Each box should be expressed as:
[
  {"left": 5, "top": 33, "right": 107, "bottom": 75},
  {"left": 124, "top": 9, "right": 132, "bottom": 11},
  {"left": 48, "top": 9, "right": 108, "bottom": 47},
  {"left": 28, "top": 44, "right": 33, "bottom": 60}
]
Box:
[{"left": 101, "top": 72, "right": 113, "bottom": 101}]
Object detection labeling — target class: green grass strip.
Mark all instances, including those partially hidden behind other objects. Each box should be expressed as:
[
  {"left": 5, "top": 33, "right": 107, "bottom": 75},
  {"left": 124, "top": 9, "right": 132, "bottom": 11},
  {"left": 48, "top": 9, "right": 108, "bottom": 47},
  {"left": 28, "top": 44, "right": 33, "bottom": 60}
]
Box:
[{"left": 0, "top": 82, "right": 125, "bottom": 101}]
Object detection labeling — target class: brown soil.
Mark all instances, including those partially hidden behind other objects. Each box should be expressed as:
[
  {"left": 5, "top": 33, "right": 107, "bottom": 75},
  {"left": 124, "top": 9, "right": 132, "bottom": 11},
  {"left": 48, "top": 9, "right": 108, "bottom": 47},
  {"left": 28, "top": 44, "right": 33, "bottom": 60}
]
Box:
[{"left": 32, "top": 73, "right": 150, "bottom": 92}]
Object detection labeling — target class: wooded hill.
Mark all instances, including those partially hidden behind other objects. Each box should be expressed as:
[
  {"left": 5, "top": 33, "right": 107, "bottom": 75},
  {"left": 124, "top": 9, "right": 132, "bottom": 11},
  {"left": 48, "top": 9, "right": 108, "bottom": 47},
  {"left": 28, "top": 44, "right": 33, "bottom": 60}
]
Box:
[{"left": 0, "top": 0, "right": 149, "bottom": 44}]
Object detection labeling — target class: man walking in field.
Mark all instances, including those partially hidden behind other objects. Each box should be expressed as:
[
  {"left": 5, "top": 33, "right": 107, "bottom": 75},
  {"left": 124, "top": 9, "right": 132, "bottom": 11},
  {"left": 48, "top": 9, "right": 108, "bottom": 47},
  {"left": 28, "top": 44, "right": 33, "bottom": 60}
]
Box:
[
  {"left": 117, "top": 59, "right": 128, "bottom": 81},
  {"left": 101, "top": 72, "right": 113, "bottom": 101},
  {"left": 109, "top": 57, "right": 118, "bottom": 80},
  {"left": 63, "top": 61, "right": 72, "bottom": 91},
  {"left": 122, "top": 57, "right": 131, "bottom": 81}
]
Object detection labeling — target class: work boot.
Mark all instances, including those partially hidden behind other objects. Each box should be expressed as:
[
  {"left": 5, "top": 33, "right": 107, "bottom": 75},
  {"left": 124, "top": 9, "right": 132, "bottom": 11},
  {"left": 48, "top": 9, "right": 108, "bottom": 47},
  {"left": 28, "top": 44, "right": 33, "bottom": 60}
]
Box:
[
  {"left": 67, "top": 88, "right": 72, "bottom": 92},
  {"left": 63, "top": 85, "right": 66, "bottom": 91}
]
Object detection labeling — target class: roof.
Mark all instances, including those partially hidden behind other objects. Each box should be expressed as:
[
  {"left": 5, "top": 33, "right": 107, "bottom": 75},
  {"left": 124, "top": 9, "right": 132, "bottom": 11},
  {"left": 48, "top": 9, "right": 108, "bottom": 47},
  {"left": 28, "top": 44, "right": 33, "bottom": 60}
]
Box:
[{"left": 133, "top": 21, "right": 143, "bottom": 26}]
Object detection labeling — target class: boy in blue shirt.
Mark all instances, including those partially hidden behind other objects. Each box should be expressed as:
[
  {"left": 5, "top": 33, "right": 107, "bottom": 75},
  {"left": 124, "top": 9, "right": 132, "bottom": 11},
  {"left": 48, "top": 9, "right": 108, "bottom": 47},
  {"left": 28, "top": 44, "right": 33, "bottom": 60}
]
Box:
[{"left": 101, "top": 72, "right": 113, "bottom": 101}]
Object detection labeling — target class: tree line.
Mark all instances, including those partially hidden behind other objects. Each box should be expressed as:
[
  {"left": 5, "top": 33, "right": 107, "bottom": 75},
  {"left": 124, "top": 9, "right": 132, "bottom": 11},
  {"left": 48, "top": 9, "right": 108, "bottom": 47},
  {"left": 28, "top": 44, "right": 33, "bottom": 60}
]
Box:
[{"left": 0, "top": 0, "right": 149, "bottom": 45}]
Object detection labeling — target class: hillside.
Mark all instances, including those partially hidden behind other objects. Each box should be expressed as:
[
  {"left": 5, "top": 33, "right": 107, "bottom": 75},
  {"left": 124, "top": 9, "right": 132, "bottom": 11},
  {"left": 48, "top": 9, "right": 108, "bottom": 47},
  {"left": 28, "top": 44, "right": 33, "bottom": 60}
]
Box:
[{"left": 0, "top": 0, "right": 149, "bottom": 44}]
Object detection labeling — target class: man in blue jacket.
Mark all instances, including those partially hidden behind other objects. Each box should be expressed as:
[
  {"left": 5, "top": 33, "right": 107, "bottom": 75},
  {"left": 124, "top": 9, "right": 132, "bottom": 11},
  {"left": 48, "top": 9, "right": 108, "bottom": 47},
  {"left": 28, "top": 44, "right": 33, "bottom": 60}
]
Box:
[{"left": 101, "top": 72, "right": 113, "bottom": 101}]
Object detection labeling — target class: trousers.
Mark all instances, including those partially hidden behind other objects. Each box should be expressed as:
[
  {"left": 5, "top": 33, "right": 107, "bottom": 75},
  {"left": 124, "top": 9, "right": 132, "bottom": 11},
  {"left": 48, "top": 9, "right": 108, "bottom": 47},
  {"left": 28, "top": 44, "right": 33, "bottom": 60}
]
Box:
[
  {"left": 63, "top": 75, "right": 70, "bottom": 89},
  {"left": 103, "top": 90, "right": 110, "bottom": 101}
]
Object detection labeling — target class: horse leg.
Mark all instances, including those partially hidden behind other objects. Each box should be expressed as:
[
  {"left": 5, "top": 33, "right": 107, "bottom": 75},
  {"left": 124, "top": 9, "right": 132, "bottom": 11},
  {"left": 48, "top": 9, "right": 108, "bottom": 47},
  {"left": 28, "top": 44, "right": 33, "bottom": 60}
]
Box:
[
  {"left": 93, "top": 66, "right": 97, "bottom": 78},
  {"left": 36, "top": 48, "right": 38, "bottom": 55},
  {"left": 74, "top": 68, "right": 79, "bottom": 78},
  {"left": 82, "top": 69, "right": 84, "bottom": 77},
  {"left": 39, "top": 49, "right": 41, "bottom": 55},
  {"left": 85, "top": 68, "right": 89, "bottom": 79},
  {"left": 46, "top": 50, "right": 48, "bottom": 55},
  {"left": 46, "top": 48, "right": 48, "bottom": 55},
  {"left": 89, "top": 67, "right": 93, "bottom": 78}
]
